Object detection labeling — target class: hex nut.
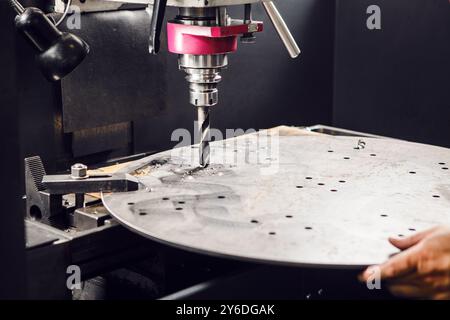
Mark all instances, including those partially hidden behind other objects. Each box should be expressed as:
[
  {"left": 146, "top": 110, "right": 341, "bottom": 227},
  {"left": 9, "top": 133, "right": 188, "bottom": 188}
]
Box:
[{"left": 71, "top": 163, "right": 88, "bottom": 179}]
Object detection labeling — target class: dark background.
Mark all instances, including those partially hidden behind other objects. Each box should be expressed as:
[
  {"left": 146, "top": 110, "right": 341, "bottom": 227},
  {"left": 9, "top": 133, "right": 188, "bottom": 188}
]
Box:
[
  {"left": 334, "top": 0, "right": 450, "bottom": 146},
  {"left": 0, "top": 0, "right": 26, "bottom": 299},
  {"left": 0, "top": 0, "right": 449, "bottom": 299}
]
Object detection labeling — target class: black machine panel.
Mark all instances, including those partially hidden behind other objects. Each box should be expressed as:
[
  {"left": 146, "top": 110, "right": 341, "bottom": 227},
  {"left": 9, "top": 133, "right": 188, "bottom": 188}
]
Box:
[{"left": 60, "top": 9, "right": 170, "bottom": 133}]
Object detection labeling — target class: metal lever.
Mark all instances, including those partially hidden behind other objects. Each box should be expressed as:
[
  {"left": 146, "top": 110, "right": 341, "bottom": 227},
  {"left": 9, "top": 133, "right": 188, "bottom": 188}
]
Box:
[
  {"left": 262, "top": 1, "right": 300, "bottom": 59},
  {"left": 149, "top": 0, "right": 167, "bottom": 54}
]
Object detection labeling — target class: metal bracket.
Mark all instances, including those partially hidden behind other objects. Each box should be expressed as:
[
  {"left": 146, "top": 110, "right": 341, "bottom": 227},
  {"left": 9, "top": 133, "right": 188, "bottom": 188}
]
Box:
[
  {"left": 24, "top": 156, "right": 139, "bottom": 228},
  {"left": 54, "top": 0, "right": 147, "bottom": 13},
  {"left": 54, "top": 0, "right": 269, "bottom": 13},
  {"left": 42, "top": 172, "right": 139, "bottom": 194}
]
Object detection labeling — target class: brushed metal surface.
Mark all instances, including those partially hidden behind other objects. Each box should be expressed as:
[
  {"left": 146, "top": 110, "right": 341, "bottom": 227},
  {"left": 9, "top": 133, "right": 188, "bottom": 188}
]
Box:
[{"left": 103, "top": 130, "right": 450, "bottom": 268}]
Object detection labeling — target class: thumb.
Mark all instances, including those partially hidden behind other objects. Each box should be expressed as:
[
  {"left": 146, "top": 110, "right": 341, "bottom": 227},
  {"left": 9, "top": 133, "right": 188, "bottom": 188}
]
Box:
[{"left": 389, "top": 227, "right": 439, "bottom": 250}]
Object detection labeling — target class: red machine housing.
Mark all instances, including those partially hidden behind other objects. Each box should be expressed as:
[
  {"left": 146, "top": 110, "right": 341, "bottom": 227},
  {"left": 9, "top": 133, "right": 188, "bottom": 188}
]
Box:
[{"left": 167, "top": 21, "right": 264, "bottom": 55}]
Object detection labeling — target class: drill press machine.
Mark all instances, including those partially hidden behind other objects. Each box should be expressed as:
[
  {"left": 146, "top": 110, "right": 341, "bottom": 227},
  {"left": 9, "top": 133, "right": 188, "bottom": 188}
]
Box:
[
  {"left": 144, "top": 0, "right": 300, "bottom": 166},
  {"left": 11, "top": 0, "right": 300, "bottom": 167}
]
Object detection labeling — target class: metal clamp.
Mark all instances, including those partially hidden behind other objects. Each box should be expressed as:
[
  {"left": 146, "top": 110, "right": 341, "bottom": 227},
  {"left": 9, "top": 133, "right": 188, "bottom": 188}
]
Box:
[{"left": 24, "top": 156, "right": 139, "bottom": 227}]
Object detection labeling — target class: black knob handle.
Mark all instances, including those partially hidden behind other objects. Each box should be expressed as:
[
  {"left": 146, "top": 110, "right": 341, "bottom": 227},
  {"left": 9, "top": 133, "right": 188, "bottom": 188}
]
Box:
[{"left": 14, "top": 7, "right": 89, "bottom": 81}]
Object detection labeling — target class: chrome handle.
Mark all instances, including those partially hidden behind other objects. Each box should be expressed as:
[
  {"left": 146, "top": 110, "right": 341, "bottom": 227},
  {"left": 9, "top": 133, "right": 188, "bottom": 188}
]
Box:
[{"left": 262, "top": 1, "right": 301, "bottom": 59}]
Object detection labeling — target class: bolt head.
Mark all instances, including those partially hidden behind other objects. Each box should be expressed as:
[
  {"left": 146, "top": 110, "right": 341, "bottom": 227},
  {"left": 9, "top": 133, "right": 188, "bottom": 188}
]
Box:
[{"left": 71, "top": 163, "right": 88, "bottom": 179}]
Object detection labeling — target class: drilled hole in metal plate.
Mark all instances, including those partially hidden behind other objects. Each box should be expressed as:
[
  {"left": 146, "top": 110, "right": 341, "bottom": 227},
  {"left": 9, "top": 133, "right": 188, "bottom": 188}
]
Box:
[
  {"left": 178, "top": 201, "right": 185, "bottom": 204},
  {"left": 442, "top": 167, "right": 449, "bottom": 170},
  {"left": 318, "top": 183, "right": 325, "bottom": 186},
  {"left": 175, "top": 207, "right": 183, "bottom": 211},
  {"left": 409, "top": 228, "right": 416, "bottom": 231},
  {"left": 218, "top": 195, "right": 226, "bottom": 199},
  {"left": 339, "top": 180, "right": 346, "bottom": 183},
  {"left": 409, "top": 171, "right": 416, "bottom": 174},
  {"left": 433, "top": 195, "right": 440, "bottom": 198},
  {"left": 139, "top": 211, "right": 147, "bottom": 216},
  {"left": 251, "top": 220, "right": 259, "bottom": 224},
  {"left": 269, "top": 232, "right": 276, "bottom": 235},
  {"left": 328, "top": 150, "right": 334, "bottom": 153},
  {"left": 127, "top": 202, "right": 135, "bottom": 206},
  {"left": 286, "top": 215, "right": 293, "bottom": 218},
  {"left": 370, "top": 154, "right": 376, "bottom": 157},
  {"left": 343, "top": 157, "right": 350, "bottom": 160},
  {"left": 305, "top": 177, "right": 313, "bottom": 180},
  {"left": 296, "top": 186, "right": 303, "bottom": 189},
  {"left": 381, "top": 214, "right": 388, "bottom": 217},
  {"left": 305, "top": 227, "right": 312, "bottom": 230},
  {"left": 398, "top": 234, "right": 404, "bottom": 237},
  {"left": 439, "top": 162, "right": 446, "bottom": 165},
  {"left": 330, "top": 189, "right": 338, "bottom": 192},
  {"left": 162, "top": 197, "right": 170, "bottom": 201}
]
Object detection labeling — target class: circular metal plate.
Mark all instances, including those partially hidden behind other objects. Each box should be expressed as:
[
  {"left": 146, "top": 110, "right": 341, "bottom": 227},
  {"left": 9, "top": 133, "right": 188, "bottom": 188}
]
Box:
[{"left": 103, "top": 132, "right": 450, "bottom": 268}]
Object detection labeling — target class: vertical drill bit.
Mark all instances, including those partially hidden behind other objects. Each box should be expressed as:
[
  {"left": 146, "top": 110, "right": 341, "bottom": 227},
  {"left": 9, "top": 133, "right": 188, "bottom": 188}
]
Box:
[{"left": 198, "top": 106, "right": 211, "bottom": 167}]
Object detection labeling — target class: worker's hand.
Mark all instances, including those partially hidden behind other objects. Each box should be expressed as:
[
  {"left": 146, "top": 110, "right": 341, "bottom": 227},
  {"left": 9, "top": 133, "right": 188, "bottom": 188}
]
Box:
[{"left": 359, "top": 226, "right": 450, "bottom": 300}]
